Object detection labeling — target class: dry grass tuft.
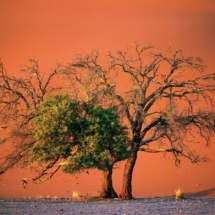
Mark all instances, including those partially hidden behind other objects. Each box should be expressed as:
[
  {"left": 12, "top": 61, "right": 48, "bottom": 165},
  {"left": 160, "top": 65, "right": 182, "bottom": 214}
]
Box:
[
  {"left": 72, "top": 191, "right": 80, "bottom": 199},
  {"left": 71, "top": 191, "right": 113, "bottom": 202},
  {"left": 175, "top": 189, "right": 184, "bottom": 200}
]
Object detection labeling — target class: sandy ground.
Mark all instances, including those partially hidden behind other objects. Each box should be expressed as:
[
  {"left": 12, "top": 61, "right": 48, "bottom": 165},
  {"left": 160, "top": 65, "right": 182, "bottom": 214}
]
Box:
[{"left": 0, "top": 197, "right": 215, "bottom": 215}]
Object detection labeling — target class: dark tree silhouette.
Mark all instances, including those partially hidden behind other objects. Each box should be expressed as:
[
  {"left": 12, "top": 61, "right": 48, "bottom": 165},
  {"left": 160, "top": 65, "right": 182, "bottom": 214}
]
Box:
[{"left": 66, "top": 44, "right": 215, "bottom": 199}]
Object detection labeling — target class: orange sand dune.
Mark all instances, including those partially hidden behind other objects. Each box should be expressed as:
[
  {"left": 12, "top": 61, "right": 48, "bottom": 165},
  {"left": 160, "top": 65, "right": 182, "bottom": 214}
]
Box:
[{"left": 0, "top": 0, "right": 215, "bottom": 198}]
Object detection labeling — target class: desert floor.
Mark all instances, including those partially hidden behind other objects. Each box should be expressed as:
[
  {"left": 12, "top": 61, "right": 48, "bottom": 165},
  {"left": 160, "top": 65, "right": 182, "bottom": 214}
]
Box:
[{"left": 0, "top": 197, "right": 215, "bottom": 215}]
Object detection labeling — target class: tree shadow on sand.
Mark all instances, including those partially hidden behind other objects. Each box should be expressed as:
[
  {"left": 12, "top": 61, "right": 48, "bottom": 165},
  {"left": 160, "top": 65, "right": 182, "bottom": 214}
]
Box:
[{"left": 186, "top": 188, "right": 215, "bottom": 197}]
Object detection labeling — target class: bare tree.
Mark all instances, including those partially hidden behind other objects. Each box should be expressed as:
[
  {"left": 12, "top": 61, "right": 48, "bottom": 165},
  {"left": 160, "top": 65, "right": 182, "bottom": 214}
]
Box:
[
  {"left": 0, "top": 59, "right": 65, "bottom": 180},
  {"left": 66, "top": 44, "right": 215, "bottom": 199}
]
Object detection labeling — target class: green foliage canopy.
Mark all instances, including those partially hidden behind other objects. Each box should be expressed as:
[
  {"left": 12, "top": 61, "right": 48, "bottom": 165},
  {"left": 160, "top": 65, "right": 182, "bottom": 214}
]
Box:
[
  {"left": 30, "top": 94, "right": 130, "bottom": 174},
  {"left": 63, "top": 103, "right": 130, "bottom": 173}
]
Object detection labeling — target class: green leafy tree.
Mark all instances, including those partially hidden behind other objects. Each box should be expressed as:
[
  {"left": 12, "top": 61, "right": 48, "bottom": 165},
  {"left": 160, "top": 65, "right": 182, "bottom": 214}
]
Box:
[{"left": 31, "top": 94, "right": 130, "bottom": 198}]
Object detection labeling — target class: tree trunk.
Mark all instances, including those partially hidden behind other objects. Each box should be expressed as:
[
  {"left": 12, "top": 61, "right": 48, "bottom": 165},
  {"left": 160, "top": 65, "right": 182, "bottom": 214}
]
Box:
[
  {"left": 119, "top": 149, "right": 138, "bottom": 200},
  {"left": 100, "top": 168, "right": 118, "bottom": 198}
]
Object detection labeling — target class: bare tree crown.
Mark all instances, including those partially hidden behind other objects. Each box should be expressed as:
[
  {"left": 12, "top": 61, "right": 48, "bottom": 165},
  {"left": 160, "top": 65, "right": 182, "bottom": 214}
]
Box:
[{"left": 65, "top": 44, "right": 215, "bottom": 166}]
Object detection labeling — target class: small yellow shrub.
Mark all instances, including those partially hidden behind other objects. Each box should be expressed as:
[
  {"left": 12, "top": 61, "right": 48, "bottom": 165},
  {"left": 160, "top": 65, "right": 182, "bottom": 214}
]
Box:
[
  {"left": 72, "top": 191, "right": 80, "bottom": 198},
  {"left": 175, "top": 189, "right": 184, "bottom": 200}
]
